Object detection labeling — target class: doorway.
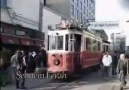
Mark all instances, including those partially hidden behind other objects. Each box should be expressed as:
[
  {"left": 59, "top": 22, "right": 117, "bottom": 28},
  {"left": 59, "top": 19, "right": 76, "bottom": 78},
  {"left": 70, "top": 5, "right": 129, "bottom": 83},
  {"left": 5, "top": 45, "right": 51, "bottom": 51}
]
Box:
[{"left": 74, "top": 34, "right": 81, "bottom": 72}]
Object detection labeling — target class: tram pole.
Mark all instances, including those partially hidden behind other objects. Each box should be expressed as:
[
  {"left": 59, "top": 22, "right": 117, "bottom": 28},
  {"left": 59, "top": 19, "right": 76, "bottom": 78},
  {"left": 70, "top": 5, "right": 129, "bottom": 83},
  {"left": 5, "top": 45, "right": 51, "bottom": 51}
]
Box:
[
  {"left": 35, "top": 0, "right": 45, "bottom": 74},
  {"left": 39, "top": 0, "right": 44, "bottom": 32}
]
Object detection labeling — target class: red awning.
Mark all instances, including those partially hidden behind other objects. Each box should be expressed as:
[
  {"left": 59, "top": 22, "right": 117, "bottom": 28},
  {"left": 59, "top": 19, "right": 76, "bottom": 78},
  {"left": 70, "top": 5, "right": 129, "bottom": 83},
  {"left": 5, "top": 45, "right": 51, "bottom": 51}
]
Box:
[
  {"left": 20, "top": 38, "right": 34, "bottom": 46},
  {"left": 1, "top": 34, "right": 20, "bottom": 44},
  {"left": 35, "top": 40, "right": 45, "bottom": 47}
]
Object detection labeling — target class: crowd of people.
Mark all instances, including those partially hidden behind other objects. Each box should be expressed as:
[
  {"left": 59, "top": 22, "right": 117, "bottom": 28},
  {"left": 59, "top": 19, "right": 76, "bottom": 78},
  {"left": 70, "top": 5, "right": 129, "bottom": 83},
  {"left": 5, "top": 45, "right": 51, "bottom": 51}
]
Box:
[
  {"left": 0, "top": 47, "right": 129, "bottom": 90},
  {"left": 0, "top": 47, "right": 47, "bottom": 89},
  {"left": 100, "top": 51, "right": 129, "bottom": 90}
]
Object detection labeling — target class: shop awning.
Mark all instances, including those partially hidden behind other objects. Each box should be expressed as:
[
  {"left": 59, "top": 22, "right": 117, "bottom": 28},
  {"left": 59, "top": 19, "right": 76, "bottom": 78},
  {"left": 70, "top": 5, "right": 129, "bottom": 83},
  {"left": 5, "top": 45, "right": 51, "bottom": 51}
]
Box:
[
  {"left": 20, "top": 38, "right": 34, "bottom": 46},
  {"left": 1, "top": 34, "right": 20, "bottom": 45},
  {"left": 34, "top": 40, "right": 45, "bottom": 47}
]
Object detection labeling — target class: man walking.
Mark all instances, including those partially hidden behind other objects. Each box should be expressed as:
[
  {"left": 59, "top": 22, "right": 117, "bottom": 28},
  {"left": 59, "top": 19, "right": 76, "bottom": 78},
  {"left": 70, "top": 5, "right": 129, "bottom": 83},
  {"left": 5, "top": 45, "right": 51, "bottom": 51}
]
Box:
[
  {"left": 11, "top": 50, "right": 27, "bottom": 89},
  {"left": 11, "top": 50, "right": 20, "bottom": 89},
  {"left": 117, "top": 54, "right": 129, "bottom": 90},
  {"left": 17, "top": 51, "right": 27, "bottom": 89},
  {"left": 102, "top": 51, "right": 112, "bottom": 80}
]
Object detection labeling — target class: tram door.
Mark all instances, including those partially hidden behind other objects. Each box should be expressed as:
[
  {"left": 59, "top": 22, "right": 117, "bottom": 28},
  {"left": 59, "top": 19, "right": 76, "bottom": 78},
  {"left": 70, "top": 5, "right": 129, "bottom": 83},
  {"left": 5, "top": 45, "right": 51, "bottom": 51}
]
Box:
[{"left": 74, "top": 34, "right": 81, "bottom": 72}]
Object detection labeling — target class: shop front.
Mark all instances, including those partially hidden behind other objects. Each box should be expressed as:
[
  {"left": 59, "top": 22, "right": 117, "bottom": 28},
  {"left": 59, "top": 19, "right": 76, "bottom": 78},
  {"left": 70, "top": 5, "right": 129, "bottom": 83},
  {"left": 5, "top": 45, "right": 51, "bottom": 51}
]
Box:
[
  {"left": 0, "top": 22, "right": 45, "bottom": 53},
  {"left": 0, "top": 22, "right": 45, "bottom": 84}
]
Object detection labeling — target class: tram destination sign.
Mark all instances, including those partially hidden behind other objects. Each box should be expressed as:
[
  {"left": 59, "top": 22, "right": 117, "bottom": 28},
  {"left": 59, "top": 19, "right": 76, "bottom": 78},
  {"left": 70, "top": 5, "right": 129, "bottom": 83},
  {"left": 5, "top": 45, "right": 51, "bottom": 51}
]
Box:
[{"left": 88, "top": 21, "right": 119, "bottom": 29}]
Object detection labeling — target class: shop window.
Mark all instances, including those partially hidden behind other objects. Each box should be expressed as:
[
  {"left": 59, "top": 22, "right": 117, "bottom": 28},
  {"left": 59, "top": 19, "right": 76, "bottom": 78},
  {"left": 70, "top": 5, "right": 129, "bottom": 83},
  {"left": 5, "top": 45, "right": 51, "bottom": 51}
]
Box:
[
  {"left": 0, "top": 26, "right": 4, "bottom": 33},
  {"left": 4, "top": 25, "right": 15, "bottom": 35}
]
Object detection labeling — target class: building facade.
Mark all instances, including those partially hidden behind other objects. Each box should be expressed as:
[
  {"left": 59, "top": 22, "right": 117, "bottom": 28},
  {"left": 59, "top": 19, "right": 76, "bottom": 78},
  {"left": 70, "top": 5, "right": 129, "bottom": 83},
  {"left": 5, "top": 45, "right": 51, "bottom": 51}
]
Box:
[
  {"left": 126, "top": 46, "right": 129, "bottom": 54},
  {"left": 46, "top": 0, "right": 95, "bottom": 23},
  {"left": 1, "top": 0, "right": 64, "bottom": 49},
  {"left": 111, "top": 33, "right": 126, "bottom": 53}
]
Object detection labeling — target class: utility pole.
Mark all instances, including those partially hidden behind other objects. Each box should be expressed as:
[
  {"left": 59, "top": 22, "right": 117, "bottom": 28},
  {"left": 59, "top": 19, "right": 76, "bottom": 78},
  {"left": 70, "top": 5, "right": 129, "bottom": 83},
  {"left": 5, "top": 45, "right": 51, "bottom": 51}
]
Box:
[
  {"left": 112, "top": 33, "right": 115, "bottom": 52},
  {"left": 39, "top": 0, "right": 44, "bottom": 32}
]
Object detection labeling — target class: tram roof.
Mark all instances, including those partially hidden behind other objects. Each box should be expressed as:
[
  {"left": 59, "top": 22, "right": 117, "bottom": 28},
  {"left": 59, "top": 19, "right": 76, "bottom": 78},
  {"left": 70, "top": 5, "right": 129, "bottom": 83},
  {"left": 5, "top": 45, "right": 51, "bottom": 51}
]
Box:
[{"left": 48, "top": 29, "right": 102, "bottom": 41}]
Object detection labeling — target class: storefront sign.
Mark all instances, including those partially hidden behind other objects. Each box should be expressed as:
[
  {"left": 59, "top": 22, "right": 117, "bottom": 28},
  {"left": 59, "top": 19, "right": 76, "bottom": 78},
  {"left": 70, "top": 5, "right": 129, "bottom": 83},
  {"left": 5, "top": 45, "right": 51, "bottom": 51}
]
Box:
[{"left": 16, "top": 30, "right": 25, "bottom": 36}]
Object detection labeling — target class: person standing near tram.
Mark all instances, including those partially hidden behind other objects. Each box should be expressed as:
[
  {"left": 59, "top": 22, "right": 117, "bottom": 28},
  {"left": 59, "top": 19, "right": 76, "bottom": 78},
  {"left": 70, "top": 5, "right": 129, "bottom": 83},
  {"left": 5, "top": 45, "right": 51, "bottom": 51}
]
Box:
[{"left": 102, "top": 51, "right": 112, "bottom": 80}]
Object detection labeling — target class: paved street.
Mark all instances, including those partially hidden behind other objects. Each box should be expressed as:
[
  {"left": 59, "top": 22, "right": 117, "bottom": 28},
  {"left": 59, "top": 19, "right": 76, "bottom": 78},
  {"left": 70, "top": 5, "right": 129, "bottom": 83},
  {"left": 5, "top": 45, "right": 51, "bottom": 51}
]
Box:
[{"left": 1, "top": 70, "right": 129, "bottom": 90}]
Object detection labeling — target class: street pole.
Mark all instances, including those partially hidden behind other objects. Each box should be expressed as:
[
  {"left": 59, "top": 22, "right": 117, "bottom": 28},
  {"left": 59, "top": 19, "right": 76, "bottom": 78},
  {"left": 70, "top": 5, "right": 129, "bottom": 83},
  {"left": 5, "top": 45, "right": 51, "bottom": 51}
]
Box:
[
  {"left": 39, "top": 0, "right": 44, "bottom": 32},
  {"left": 112, "top": 33, "right": 115, "bottom": 53},
  {"left": 35, "top": 0, "right": 44, "bottom": 72}
]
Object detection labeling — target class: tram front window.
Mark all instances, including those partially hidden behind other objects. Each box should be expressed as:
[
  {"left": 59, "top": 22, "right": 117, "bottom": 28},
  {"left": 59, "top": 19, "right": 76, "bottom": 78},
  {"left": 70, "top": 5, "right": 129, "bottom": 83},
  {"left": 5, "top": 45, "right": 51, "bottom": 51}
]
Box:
[
  {"left": 51, "top": 36, "right": 56, "bottom": 49},
  {"left": 50, "top": 35, "right": 63, "bottom": 50},
  {"left": 57, "top": 36, "right": 63, "bottom": 50}
]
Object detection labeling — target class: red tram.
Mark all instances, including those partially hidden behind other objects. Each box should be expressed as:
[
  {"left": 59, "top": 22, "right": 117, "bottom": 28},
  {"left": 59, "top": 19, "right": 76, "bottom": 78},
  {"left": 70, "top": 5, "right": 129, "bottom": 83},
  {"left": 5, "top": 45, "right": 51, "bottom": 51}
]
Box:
[{"left": 47, "top": 26, "right": 107, "bottom": 75}]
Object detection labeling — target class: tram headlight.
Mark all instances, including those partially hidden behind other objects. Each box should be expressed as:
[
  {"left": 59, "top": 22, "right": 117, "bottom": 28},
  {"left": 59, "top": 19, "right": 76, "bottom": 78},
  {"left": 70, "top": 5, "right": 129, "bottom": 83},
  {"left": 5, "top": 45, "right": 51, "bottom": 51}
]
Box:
[{"left": 54, "top": 59, "right": 60, "bottom": 65}]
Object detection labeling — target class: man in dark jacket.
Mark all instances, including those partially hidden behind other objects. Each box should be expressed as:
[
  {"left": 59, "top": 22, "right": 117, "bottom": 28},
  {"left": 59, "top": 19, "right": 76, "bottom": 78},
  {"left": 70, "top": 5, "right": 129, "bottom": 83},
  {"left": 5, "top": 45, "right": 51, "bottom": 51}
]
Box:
[
  {"left": 36, "top": 47, "right": 47, "bottom": 68},
  {"left": 112, "top": 52, "right": 118, "bottom": 75}
]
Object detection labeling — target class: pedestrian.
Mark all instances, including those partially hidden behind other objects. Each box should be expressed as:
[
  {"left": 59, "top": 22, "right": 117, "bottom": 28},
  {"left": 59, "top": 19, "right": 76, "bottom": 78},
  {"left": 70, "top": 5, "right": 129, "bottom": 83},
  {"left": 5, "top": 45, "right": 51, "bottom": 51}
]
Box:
[
  {"left": 117, "top": 54, "right": 129, "bottom": 90},
  {"left": 99, "top": 52, "right": 105, "bottom": 76},
  {"left": 37, "top": 47, "right": 47, "bottom": 68},
  {"left": 102, "top": 51, "right": 112, "bottom": 80},
  {"left": 10, "top": 50, "right": 20, "bottom": 89},
  {"left": 112, "top": 52, "right": 118, "bottom": 75},
  {"left": 41, "top": 48, "right": 47, "bottom": 67},
  {"left": 31, "top": 51, "right": 37, "bottom": 72},
  {"left": 27, "top": 52, "right": 32, "bottom": 73},
  {"left": 17, "top": 51, "right": 27, "bottom": 89}
]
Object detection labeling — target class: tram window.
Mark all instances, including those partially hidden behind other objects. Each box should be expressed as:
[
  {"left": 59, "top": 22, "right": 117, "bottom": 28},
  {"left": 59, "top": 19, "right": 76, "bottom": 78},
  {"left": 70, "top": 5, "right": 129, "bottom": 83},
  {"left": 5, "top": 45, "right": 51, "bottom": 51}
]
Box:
[
  {"left": 98, "top": 42, "right": 101, "bottom": 51},
  {"left": 65, "top": 34, "right": 69, "bottom": 51},
  {"left": 57, "top": 36, "right": 63, "bottom": 50},
  {"left": 70, "top": 34, "right": 74, "bottom": 51},
  {"left": 86, "top": 38, "right": 91, "bottom": 51},
  {"left": 51, "top": 36, "right": 57, "bottom": 50},
  {"left": 48, "top": 35, "right": 49, "bottom": 50},
  {"left": 106, "top": 46, "right": 108, "bottom": 52},
  {"left": 103, "top": 45, "right": 105, "bottom": 53},
  {"left": 92, "top": 39, "right": 97, "bottom": 51}
]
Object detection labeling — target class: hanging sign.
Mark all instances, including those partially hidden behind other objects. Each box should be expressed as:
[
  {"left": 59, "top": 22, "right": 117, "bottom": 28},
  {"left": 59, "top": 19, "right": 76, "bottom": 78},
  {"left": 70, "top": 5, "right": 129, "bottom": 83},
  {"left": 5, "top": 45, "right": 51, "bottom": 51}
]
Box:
[{"left": 88, "top": 21, "right": 119, "bottom": 29}]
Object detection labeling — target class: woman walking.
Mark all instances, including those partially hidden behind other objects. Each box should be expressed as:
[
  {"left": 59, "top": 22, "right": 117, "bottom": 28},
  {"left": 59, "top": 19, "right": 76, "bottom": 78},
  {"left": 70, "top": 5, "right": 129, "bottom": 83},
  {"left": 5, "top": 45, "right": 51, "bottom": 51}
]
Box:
[{"left": 117, "top": 54, "right": 129, "bottom": 90}]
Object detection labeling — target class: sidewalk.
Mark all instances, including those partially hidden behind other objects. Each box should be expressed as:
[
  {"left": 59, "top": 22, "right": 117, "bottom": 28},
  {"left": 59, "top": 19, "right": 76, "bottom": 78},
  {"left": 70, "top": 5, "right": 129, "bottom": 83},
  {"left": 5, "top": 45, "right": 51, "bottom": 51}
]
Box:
[
  {"left": 71, "top": 74, "right": 129, "bottom": 90},
  {"left": 1, "top": 78, "right": 51, "bottom": 90}
]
